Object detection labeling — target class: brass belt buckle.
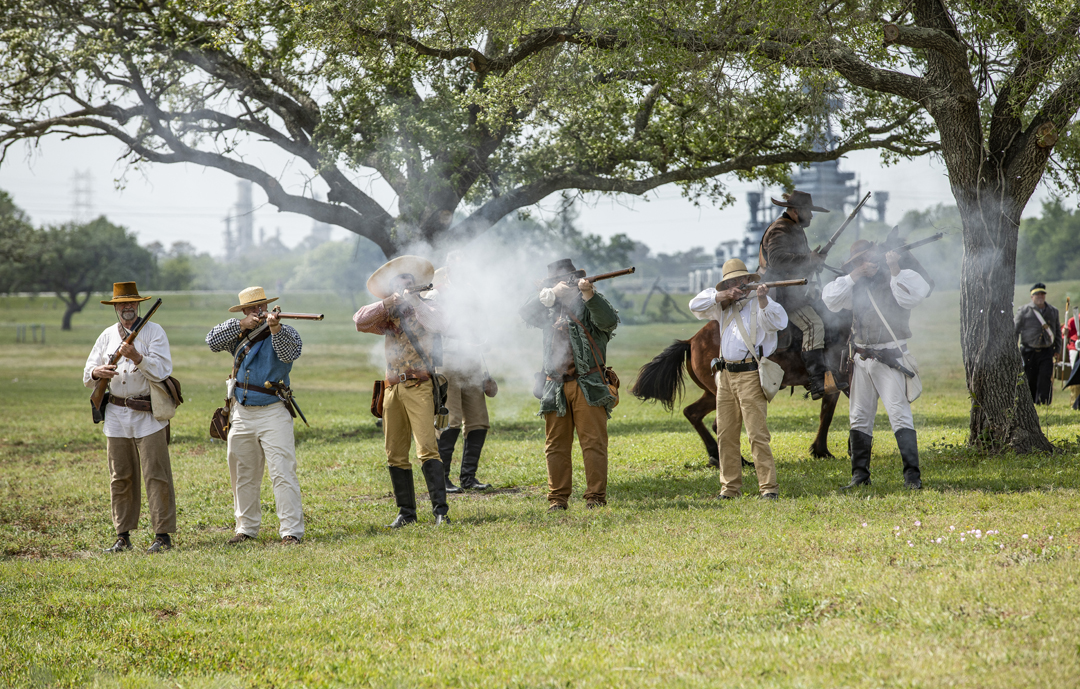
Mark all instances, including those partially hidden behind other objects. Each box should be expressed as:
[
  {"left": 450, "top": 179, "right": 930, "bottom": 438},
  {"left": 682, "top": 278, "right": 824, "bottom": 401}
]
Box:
[{"left": 398, "top": 373, "right": 407, "bottom": 383}]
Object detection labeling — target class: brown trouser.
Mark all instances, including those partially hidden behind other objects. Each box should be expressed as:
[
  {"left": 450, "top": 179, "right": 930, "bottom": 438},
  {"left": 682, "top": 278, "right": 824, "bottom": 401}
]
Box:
[
  {"left": 716, "top": 369, "right": 778, "bottom": 497},
  {"left": 445, "top": 370, "right": 490, "bottom": 433},
  {"left": 384, "top": 380, "right": 440, "bottom": 469},
  {"left": 106, "top": 427, "right": 176, "bottom": 534},
  {"left": 544, "top": 380, "right": 609, "bottom": 506}
]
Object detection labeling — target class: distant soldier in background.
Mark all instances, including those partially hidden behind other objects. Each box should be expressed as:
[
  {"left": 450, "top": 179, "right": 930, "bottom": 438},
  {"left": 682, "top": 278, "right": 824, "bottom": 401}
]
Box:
[
  {"left": 83, "top": 282, "right": 177, "bottom": 554},
  {"left": 823, "top": 241, "right": 931, "bottom": 490},
  {"left": 758, "top": 190, "right": 843, "bottom": 400},
  {"left": 434, "top": 251, "right": 492, "bottom": 493},
  {"left": 1064, "top": 312, "right": 1079, "bottom": 407},
  {"left": 1015, "top": 283, "right": 1061, "bottom": 406}
]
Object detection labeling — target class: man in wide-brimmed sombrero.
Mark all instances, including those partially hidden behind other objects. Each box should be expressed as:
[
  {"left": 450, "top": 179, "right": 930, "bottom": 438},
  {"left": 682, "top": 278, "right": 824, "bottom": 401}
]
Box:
[
  {"left": 354, "top": 255, "right": 452, "bottom": 528},
  {"left": 690, "top": 260, "right": 788, "bottom": 499},
  {"left": 206, "top": 286, "right": 307, "bottom": 545},
  {"left": 822, "top": 240, "right": 931, "bottom": 490},
  {"left": 83, "top": 282, "right": 177, "bottom": 554},
  {"left": 758, "top": 190, "right": 840, "bottom": 400},
  {"left": 520, "top": 258, "right": 619, "bottom": 511}
]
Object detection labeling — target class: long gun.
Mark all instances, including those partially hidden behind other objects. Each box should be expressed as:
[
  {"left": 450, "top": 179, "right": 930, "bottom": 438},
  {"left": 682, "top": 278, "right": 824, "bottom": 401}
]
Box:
[
  {"left": 841, "top": 232, "right": 945, "bottom": 271},
  {"left": 818, "top": 192, "right": 872, "bottom": 258},
  {"left": 541, "top": 266, "right": 636, "bottom": 288},
  {"left": 90, "top": 298, "right": 162, "bottom": 423},
  {"left": 761, "top": 278, "right": 808, "bottom": 289},
  {"left": 268, "top": 306, "right": 324, "bottom": 321}
]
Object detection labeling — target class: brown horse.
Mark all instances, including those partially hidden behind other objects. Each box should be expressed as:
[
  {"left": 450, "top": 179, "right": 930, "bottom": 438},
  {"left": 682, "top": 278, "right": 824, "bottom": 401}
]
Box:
[{"left": 631, "top": 311, "right": 851, "bottom": 464}]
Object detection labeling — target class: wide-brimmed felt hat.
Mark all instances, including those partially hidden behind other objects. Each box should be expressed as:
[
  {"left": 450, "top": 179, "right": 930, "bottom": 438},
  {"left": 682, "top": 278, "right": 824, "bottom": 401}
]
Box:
[
  {"left": 841, "top": 239, "right": 879, "bottom": 272},
  {"left": 1031, "top": 283, "right": 1047, "bottom": 295},
  {"left": 229, "top": 286, "right": 280, "bottom": 313},
  {"left": 367, "top": 255, "right": 435, "bottom": 299},
  {"left": 771, "top": 190, "right": 831, "bottom": 213},
  {"left": 546, "top": 258, "right": 586, "bottom": 282},
  {"left": 101, "top": 281, "right": 151, "bottom": 305},
  {"left": 715, "top": 259, "right": 760, "bottom": 289}
]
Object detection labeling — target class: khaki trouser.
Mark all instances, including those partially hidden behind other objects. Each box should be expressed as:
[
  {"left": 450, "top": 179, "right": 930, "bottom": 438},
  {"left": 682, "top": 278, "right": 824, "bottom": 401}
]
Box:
[
  {"left": 107, "top": 427, "right": 176, "bottom": 534},
  {"left": 228, "top": 401, "right": 305, "bottom": 539},
  {"left": 384, "top": 380, "right": 440, "bottom": 469},
  {"left": 788, "top": 304, "right": 825, "bottom": 351},
  {"left": 715, "top": 369, "right": 778, "bottom": 496},
  {"left": 544, "top": 380, "right": 609, "bottom": 506},
  {"left": 445, "top": 370, "right": 490, "bottom": 433}
]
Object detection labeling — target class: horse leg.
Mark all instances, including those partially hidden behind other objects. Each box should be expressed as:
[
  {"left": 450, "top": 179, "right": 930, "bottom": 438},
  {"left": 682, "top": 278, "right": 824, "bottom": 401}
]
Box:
[
  {"left": 684, "top": 391, "right": 719, "bottom": 467},
  {"left": 809, "top": 391, "right": 841, "bottom": 459}
]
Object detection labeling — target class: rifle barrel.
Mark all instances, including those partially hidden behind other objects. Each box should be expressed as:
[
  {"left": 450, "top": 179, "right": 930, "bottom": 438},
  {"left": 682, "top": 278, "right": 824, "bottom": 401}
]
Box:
[
  {"left": 820, "top": 192, "right": 872, "bottom": 256},
  {"left": 584, "top": 267, "right": 636, "bottom": 282},
  {"left": 762, "top": 279, "right": 808, "bottom": 288},
  {"left": 898, "top": 232, "right": 944, "bottom": 252},
  {"left": 275, "top": 312, "right": 325, "bottom": 321}
]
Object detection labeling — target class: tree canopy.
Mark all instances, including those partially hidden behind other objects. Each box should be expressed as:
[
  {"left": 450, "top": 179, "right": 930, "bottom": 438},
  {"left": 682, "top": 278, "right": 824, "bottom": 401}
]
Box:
[{"left": 0, "top": 0, "right": 933, "bottom": 257}]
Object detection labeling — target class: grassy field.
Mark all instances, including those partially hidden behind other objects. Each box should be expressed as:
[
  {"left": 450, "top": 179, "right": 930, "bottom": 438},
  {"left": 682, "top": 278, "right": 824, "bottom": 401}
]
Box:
[{"left": 2, "top": 283, "right": 1080, "bottom": 688}]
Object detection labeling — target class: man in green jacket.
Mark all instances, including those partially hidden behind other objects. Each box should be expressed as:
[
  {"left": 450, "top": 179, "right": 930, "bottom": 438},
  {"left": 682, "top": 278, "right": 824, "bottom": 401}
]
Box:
[{"left": 520, "top": 258, "right": 619, "bottom": 511}]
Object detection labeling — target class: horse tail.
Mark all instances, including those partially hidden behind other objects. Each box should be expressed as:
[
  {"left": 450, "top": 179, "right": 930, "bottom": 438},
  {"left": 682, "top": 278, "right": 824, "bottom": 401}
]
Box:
[{"left": 631, "top": 339, "right": 692, "bottom": 411}]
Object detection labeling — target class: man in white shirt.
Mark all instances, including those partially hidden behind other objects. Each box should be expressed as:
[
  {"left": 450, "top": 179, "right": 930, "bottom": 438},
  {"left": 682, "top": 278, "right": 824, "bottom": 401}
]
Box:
[
  {"left": 690, "top": 259, "right": 789, "bottom": 499},
  {"left": 83, "top": 282, "right": 176, "bottom": 553},
  {"left": 822, "top": 240, "right": 931, "bottom": 490}
]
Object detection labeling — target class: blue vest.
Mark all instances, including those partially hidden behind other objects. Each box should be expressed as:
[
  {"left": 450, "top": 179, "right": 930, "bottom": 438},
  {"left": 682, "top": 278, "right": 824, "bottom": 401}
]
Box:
[{"left": 234, "top": 338, "right": 293, "bottom": 406}]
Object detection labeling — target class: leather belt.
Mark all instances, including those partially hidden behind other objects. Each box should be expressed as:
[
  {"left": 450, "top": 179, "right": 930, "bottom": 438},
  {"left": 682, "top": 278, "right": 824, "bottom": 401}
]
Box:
[
  {"left": 722, "top": 360, "right": 759, "bottom": 373},
  {"left": 547, "top": 366, "right": 601, "bottom": 383},
  {"left": 236, "top": 381, "right": 276, "bottom": 394},
  {"left": 109, "top": 394, "right": 152, "bottom": 412},
  {"left": 854, "top": 345, "right": 908, "bottom": 358},
  {"left": 386, "top": 370, "right": 431, "bottom": 387}
]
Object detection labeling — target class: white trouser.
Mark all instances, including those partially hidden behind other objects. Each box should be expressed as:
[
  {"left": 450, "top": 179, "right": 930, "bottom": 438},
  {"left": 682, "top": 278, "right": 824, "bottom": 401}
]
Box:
[
  {"left": 1070, "top": 349, "right": 1078, "bottom": 367},
  {"left": 849, "top": 354, "right": 914, "bottom": 435},
  {"left": 227, "top": 401, "right": 304, "bottom": 538}
]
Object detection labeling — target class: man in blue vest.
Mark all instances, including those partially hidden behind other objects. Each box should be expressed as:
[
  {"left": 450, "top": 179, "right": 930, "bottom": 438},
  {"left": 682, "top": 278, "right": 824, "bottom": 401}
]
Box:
[{"left": 207, "top": 286, "right": 306, "bottom": 544}]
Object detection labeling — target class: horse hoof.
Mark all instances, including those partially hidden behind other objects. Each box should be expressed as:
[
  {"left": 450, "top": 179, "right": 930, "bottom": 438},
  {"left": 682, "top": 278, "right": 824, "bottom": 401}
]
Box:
[{"left": 707, "top": 457, "right": 719, "bottom": 468}]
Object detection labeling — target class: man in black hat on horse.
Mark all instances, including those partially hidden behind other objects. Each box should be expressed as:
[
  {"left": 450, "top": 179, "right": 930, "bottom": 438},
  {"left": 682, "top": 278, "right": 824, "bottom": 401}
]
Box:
[{"left": 758, "top": 190, "right": 842, "bottom": 400}]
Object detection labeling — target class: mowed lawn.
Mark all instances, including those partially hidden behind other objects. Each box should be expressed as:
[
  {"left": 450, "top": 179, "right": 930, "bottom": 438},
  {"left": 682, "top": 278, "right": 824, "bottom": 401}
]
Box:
[{"left": 2, "top": 284, "right": 1080, "bottom": 688}]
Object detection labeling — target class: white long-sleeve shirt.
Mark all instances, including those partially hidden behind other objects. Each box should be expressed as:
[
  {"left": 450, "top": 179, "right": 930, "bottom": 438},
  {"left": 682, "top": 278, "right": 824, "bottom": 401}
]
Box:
[
  {"left": 83, "top": 321, "right": 172, "bottom": 439},
  {"left": 821, "top": 270, "right": 930, "bottom": 347},
  {"left": 689, "top": 288, "right": 789, "bottom": 360}
]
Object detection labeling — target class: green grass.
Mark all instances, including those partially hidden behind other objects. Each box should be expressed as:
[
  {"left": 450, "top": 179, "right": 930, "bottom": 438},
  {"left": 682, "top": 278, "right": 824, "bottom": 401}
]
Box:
[{"left": 2, "top": 285, "right": 1080, "bottom": 688}]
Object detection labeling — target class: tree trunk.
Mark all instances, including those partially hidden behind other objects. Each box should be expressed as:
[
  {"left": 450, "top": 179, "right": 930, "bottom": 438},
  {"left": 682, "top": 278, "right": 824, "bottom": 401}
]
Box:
[
  {"left": 59, "top": 290, "right": 87, "bottom": 331},
  {"left": 61, "top": 302, "right": 77, "bottom": 330},
  {"left": 958, "top": 192, "right": 1054, "bottom": 453}
]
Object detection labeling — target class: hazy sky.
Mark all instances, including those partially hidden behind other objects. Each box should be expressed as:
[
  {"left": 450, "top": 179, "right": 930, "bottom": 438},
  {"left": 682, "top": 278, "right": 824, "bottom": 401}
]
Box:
[{"left": 0, "top": 134, "right": 1062, "bottom": 258}]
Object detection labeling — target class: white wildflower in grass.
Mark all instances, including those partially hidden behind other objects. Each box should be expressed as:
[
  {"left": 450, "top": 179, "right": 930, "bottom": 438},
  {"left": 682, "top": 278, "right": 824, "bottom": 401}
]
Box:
[
  {"left": 950, "top": 526, "right": 955, "bottom": 531},
  {"left": 1023, "top": 534, "right": 1029, "bottom": 539},
  {"left": 907, "top": 542, "right": 913, "bottom": 547},
  {"left": 895, "top": 526, "right": 900, "bottom": 531},
  {"left": 914, "top": 520, "right": 921, "bottom": 527},
  {"left": 1049, "top": 536, "right": 1053, "bottom": 541},
  {"left": 961, "top": 538, "right": 966, "bottom": 542},
  {"left": 936, "top": 538, "right": 942, "bottom": 544},
  {"left": 976, "top": 534, "right": 982, "bottom": 539},
  {"left": 862, "top": 523, "right": 868, "bottom": 528},
  {"left": 1000, "top": 545, "right": 1005, "bottom": 549}
]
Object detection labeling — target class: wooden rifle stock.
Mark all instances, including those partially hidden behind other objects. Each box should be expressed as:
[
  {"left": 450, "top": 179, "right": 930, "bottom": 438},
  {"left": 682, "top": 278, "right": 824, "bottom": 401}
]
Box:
[
  {"left": 269, "top": 306, "right": 324, "bottom": 321},
  {"left": 583, "top": 266, "right": 635, "bottom": 283},
  {"left": 90, "top": 298, "right": 163, "bottom": 423},
  {"left": 761, "top": 279, "right": 808, "bottom": 289}
]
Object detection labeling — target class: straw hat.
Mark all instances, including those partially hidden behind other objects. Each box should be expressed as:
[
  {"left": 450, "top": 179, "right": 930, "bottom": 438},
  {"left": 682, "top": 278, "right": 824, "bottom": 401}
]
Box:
[
  {"left": 366, "top": 255, "right": 435, "bottom": 299},
  {"left": 714, "top": 259, "right": 760, "bottom": 289},
  {"left": 432, "top": 267, "right": 449, "bottom": 289},
  {"left": 101, "top": 282, "right": 151, "bottom": 305},
  {"left": 770, "top": 190, "right": 831, "bottom": 213},
  {"left": 228, "top": 286, "right": 279, "bottom": 313}
]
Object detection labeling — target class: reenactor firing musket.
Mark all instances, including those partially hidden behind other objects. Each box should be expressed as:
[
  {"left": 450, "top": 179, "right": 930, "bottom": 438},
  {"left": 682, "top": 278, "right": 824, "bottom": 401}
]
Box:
[
  {"left": 840, "top": 233, "right": 945, "bottom": 273},
  {"left": 90, "top": 298, "right": 162, "bottom": 423},
  {"left": 539, "top": 266, "right": 636, "bottom": 289}
]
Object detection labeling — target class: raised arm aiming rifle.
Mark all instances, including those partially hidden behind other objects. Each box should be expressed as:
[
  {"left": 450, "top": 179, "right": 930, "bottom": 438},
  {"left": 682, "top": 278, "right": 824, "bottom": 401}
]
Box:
[{"left": 91, "top": 298, "right": 162, "bottom": 423}]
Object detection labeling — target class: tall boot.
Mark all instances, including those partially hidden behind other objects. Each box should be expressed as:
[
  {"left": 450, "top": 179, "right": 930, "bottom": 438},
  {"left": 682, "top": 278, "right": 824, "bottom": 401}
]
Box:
[
  {"left": 421, "top": 459, "right": 451, "bottom": 525},
  {"left": 438, "top": 427, "right": 463, "bottom": 494},
  {"left": 460, "top": 429, "right": 491, "bottom": 491},
  {"left": 387, "top": 466, "right": 417, "bottom": 528},
  {"left": 842, "top": 430, "right": 873, "bottom": 489},
  {"left": 895, "top": 428, "right": 922, "bottom": 489},
  {"left": 801, "top": 349, "right": 835, "bottom": 400}
]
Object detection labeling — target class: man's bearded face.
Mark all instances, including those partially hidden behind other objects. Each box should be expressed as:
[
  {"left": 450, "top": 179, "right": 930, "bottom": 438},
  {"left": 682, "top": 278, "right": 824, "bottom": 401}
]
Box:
[
  {"left": 117, "top": 304, "right": 138, "bottom": 322},
  {"left": 797, "top": 208, "right": 813, "bottom": 228}
]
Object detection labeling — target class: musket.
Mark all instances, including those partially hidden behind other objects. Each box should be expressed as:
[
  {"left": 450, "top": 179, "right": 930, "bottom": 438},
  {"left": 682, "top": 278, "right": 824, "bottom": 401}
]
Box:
[
  {"left": 818, "top": 192, "right": 872, "bottom": 258},
  {"left": 268, "top": 306, "right": 323, "bottom": 321},
  {"left": 841, "top": 232, "right": 945, "bottom": 271},
  {"left": 90, "top": 298, "right": 163, "bottom": 424},
  {"left": 761, "top": 278, "right": 808, "bottom": 289},
  {"left": 540, "top": 266, "right": 636, "bottom": 288},
  {"left": 402, "top": 283, "right": 433, "bottom": 295}
]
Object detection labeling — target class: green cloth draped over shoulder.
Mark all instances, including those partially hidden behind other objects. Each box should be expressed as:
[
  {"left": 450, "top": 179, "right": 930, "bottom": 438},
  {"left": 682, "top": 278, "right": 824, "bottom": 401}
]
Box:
[{"left": 520, "top": 291, "right": 620, "bottom": 417}]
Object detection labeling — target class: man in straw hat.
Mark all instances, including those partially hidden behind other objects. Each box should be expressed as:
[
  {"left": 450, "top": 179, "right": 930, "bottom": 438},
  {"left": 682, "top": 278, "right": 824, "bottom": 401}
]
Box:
[
  {"left": 822, "top": 240, "right": 931, "bottom": 490},
  {"left": 354, "top": 255, "right": 451, "bottom": 527},
  {"left": 690, "top": 260, "right": 788, "bottom": 499},
  {"left": 83, "top": 282, "right": 177, "bottom": 553},
  {"left": 520, "top": 258, "right": 619, "bottom": 511},
  {"left": 432, "top": 251, "right": 492, "bottom": 494},
  {"left": 758, "top": 190, "right": 842, "bottom": 400},
  {"left": 206, "top": 286, "right": 306, "bottom": 544},
  {"left": 1015, "top": 282, "right": 1061, "bottom": 406}
]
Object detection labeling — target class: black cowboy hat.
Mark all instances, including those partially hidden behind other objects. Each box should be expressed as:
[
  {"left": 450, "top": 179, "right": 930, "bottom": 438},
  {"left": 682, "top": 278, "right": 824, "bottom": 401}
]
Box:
[
  {"left": 546, "top": 258, "right": 586, "bottom": 281},
  {"left": 771, "top": 190, "right": 831, "bottom": 213}
]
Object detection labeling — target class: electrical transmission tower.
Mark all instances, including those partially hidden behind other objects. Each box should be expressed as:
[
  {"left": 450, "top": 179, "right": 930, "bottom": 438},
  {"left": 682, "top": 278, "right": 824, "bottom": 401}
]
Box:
[{"left": 71, "top": 170, "right": 94, "bottom": 222}]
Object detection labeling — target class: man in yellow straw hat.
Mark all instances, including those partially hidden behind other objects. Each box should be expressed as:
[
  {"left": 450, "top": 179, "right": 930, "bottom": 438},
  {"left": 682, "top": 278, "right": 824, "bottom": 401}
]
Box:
[
  {"left": 354, "top": 255, "right": 451, "bottom": 527},
  {"left": 83, "top": 282, "right": 177, "bottom": 553},
  {"left": 690, "top": 259, "right": 788, "bottom": 499},
  {"left": 206, "top": 286, "right": 306, "bottom": 545}
]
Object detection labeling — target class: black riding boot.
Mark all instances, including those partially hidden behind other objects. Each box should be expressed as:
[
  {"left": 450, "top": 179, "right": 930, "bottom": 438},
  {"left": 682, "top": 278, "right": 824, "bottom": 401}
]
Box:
[
  {"left": 387, "top": 466, "right": 417, "bottom": 528},
  {"left": 842, "top": 430, "right": 873, "bottom": 489},
  {"left": 421, "top": 459, "right": 451, "bottom": 525},
  {"left": 460, "top": 429, "right": 491, "bottom": 490},
  {"left": 895, "top": 428, "right": 922, "bottom": 489},
  {"left": 438, "top": 427, "right": 463, "bottom": 494},
  {"left": 801, "top": 349, "right": 831, "bottom": 400}
]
